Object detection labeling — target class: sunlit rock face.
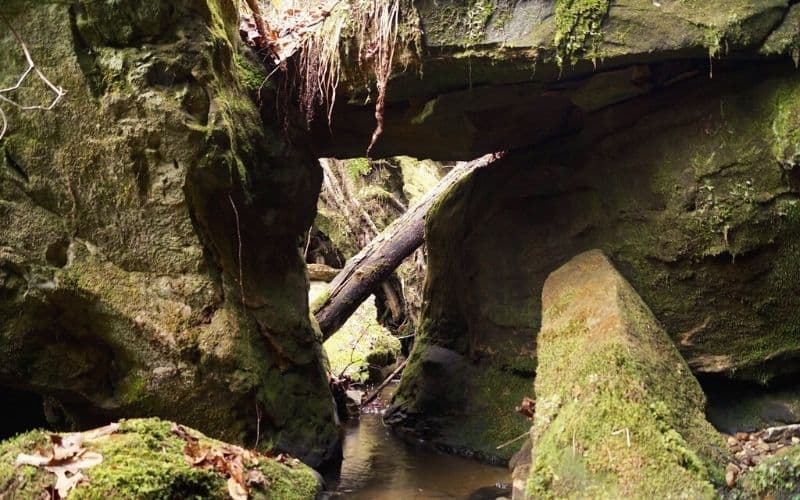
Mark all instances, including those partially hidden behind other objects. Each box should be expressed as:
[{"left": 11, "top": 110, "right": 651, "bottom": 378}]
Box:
[{"left": 0, "top": 0, "right": 337, "bottom": 466}]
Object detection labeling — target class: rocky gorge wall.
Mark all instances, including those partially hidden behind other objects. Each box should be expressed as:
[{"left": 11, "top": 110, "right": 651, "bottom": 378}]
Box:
[
  {"left": 390, "top": 61, "right": 800, "bottom": 460},
  {"left": 4, "top": 0, "right": 800, "bottom": 490},
  {"left": 0, "top": 0, "right": 338, "bottom": 466}
]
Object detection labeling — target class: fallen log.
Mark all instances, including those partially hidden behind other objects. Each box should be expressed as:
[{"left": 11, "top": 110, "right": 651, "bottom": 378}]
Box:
[{"left": 313, "top": 151, "right": 504, "bottom": 340}]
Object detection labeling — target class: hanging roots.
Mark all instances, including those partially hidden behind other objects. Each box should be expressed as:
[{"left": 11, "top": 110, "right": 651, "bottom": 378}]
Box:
[
  {"left": 293, "top": 0, "right": 402, "bottom": 154},
  {"left": 363, "top": 0, "right": 400, "bottom": 156},
  {"left": 297, "top": 4, "right": 347, "bottom": 128},
  {"left": 245, "top": 0, "right": 407, "bottom": 154}
]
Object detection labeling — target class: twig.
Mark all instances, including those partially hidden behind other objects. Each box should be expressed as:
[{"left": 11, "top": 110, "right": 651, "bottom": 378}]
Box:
[
  {"left": 254, "top": 397, "right": 262, "bottom": 449},
  {"left": 361, "top": 358, "right": 407, "bottom": 406},
  {"left": 572, "top": 429, "right": 577, "bottom": 456},
  {"left": 337, "top": 323, "right": 371, "bottom": 379},
  {"left": 611, "top": 428, "right": 631, "bottom": 448},
  {"left": 303, "top": 227, "right": 313, "bottom": 260},
  {"left": 497, "top": 431, "right": 530, "bottom": 450},
  {"left": 228, "top": 194, "right": 246, "bottom": 306}
]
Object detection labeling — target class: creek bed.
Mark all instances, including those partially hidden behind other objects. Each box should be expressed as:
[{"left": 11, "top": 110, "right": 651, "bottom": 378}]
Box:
[{"left": 324, "top": 383, "right": 510, "bottom": 499}]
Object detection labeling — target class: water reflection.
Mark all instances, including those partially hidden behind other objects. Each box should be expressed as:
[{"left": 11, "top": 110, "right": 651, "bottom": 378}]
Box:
[{"left": 325, "top": 385, "right": 509, "bottom": 499}]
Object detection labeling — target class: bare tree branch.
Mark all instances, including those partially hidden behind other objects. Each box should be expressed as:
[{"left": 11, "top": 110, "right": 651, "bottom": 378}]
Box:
[{"left": 0, "top": 17, "right": 66, "bottom": 141}]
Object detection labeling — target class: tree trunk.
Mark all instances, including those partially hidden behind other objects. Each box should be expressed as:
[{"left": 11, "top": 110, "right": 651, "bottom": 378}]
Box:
[{"left": 314, "top": 152, "right": 504, "bottom": 340}]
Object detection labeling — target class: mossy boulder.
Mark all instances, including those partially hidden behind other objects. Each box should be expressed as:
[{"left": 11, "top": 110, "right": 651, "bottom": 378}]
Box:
[
  {"left": 0, "top": 0, "right": 336, "bottom": 465},
  {"left": 525, "top": 250, "right": 727, "bottom": 498},
  {"left": 0, "top": 418, "right": 321, "bottom": 499}
]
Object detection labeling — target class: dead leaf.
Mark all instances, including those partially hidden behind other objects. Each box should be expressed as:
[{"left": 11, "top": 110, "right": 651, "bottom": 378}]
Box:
[
  {"left": 515, "top": 397, "right": 536, "bottom": 420},
  {"left": 227, "top": 476, "right": 249, "bottom": 500},
  {"left": 52, "top": 470, "right": 86, "bottom": 498},
  {"left": 171, "top": 423, "right": 198, "bottom": 443},
  {"left": 246, "top": 469, "right": 268, "bottom": 487},
  {"left": 16, "top": 434, "right": 104, "bottom": 499},
  {"left": 51, "top": 434, "right": 83, "bottom": 461}
]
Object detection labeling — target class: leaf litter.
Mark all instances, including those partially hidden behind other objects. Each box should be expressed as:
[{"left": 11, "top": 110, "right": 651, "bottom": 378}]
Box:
[
  {"left": 15, "top": 424, "right": 118, "bottom": 499},
  {"left": 171, "top": 423, "right": 299, "bottom": 500}
]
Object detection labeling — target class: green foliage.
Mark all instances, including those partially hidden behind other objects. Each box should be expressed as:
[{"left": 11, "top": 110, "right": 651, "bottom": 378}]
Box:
[
  {"left": 322, "top": 292, "right": 400, "bottom": 382},
  {"left": 735, "top": 446, "right": 800, "bottom": 499},
  {"left": 553, "top": 0, "right": 610, "bottom": 67},
  {"left": 345, "top": 158, "right": 372, "bottom": 179}
]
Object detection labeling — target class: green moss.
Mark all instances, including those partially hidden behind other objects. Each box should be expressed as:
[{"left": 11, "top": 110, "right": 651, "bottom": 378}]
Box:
[
  {"left": 761, "top": 4, "right": 800, "bottom": 61},
  {"left": 345, "top": 158, "right": 372, "bottom": 179},
  {"left": 412, "top": 0, "right": 496, "bottom": 47},
  {"left": 0, "top": 419, "right": 320, "bottom": 499},
  {"left": 0, "top": 429, "right": 54, "bottom": 498},
  {"left": 771, "top": 83, "right": 800, "bottom": 169},
  {"left": 410, "top": 98, "right": 438, "bottom": 125},
  {"left": 440, "top": 363, "right": 532, "bottom": 461},
  {"left": 118, "top": 371, "right": 148, "bottom": 405},
  {"left": 734, "top": 446, "right": 800, "bottom": 499},
  {"left": 553, "top": 0, "right": 610, "bottom": 67},
  {"left": 234, "top": 53, "right": 268, "bottom": 94}
]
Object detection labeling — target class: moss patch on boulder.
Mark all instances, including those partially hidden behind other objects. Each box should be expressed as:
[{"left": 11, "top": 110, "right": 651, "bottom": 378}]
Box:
[{"left": 0, "top": 418, "right": 321, "bottom": 499}]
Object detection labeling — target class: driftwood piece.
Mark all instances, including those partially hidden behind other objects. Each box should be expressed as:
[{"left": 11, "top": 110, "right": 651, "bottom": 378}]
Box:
[
  {"left": 761, "top": 423, "right": 800, "bottom": 443},
  {"left": 313, "top": 152, "right": 504, "bottom": 340},
  {"left": 308, "top": 263, "right": 340, "bottom": 282},
  {"left": 361, "top": 359, "right": 408, "bottom": 407}
]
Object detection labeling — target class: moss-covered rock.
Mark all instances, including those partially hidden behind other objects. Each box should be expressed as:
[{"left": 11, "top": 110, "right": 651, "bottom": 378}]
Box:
[
  {"left": 524, "top": 250, "right": 727, "bottom": 498},
  {"left": 0, "top": 0, "right": 337, "bottom": 466},
  {"left": 0, "top": 418, "right": 321, "bottom": 499}
]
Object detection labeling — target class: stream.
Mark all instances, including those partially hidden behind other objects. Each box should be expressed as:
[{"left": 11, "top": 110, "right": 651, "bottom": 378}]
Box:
[{"left": 323, "top": 383, "right": 511, "bottom": 499}]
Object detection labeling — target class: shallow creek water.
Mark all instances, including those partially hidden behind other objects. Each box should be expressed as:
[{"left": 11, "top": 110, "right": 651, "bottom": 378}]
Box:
[{"left": 324, "top": 383, "right": 511, "bottom": 499}]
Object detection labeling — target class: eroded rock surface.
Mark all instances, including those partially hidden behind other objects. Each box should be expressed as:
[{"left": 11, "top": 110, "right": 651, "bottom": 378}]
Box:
[{"left": 319, "top": 0, "right": 800, "bottom": 159}]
